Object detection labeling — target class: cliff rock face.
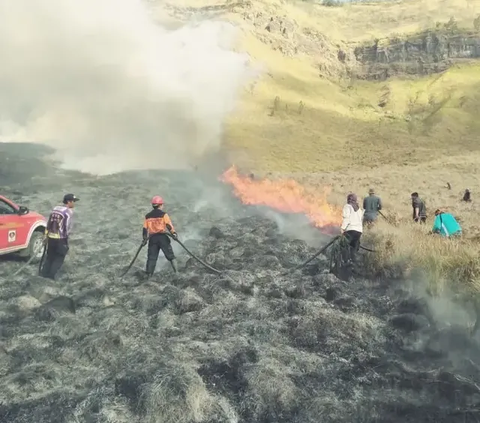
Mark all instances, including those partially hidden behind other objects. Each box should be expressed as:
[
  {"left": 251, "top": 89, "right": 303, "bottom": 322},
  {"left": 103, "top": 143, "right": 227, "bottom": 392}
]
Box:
[{"left": 354, "top": 30, "right": 480, "bottom": 80}]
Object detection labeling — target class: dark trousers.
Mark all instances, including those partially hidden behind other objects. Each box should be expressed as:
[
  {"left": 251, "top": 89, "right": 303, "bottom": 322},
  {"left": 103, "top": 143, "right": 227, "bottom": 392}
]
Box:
[
  {"left": 146, "top": 234, "right": 175, "bottom": 275},
  {"left": 414, "top": 217, "right": 427, "bottom": 224},
  {"left": 343, "top": 230, "right": 362, "bottom": 263},
  {"left": 41, "top": 238, "right": 69, "bottom": 280}
]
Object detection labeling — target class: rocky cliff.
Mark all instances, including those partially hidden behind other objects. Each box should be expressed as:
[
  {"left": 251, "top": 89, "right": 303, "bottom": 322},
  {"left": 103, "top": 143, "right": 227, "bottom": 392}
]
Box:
[
  {"left": 159, "top": 2, "right": 480, "bottom": 83},
  {"left": 354, "top": 29, "right": 480, "bottom": 80}
]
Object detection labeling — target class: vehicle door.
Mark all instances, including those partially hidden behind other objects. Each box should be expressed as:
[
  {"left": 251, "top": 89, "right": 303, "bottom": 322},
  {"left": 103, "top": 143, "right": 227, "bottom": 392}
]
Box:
[{"left": 0, "top": 198, "right": 24, "bottom": 251}]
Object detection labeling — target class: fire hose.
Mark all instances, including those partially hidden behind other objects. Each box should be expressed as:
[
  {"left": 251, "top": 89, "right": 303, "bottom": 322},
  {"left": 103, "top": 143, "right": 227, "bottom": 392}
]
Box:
[
  {"left": 38, "top": 244, "right": 47, "bottom": 275},
  {"left": 8, "top": 243, "right": 46, "bottom": 278},
  {"left": 166, "top": 233, "right": 222, "bottom": 274},
  {"left": 359, "top": 245, "right": 376, "bottom": 252},
  {"left": 120, "top": 229, "right": 222, "bottom": 278},
  {"left": 120, "top": 226, "right": 375, "bottom": 278},
  {"left": 283, "top": 234, "right": 377, "bottom": 275},
  {"left": 282, "top": 236, "right": 341, "bottom": 275},
  {"left": 119, "top": 241, "right": 146, "bottom": 278}
]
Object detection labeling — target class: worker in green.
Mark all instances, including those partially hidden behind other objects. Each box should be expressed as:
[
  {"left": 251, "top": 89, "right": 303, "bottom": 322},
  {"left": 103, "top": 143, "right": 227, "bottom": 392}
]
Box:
[
  {"left": 363, "top": 188, "right": 382, "bottom": 226},
  {"left": 431, "top": 209, "right": 462, "bottom": 238}
]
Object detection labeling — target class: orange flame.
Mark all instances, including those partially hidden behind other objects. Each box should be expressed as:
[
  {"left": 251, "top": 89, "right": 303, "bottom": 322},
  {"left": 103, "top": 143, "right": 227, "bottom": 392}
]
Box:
[{"left": 220, "top": 166, "right": 342, "bottom": 229}]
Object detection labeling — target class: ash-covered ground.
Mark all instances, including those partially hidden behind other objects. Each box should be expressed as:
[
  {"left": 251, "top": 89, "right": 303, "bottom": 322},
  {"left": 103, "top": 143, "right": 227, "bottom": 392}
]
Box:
[{"left": 1, "top": 143, "right": 480, "bottom": 423}]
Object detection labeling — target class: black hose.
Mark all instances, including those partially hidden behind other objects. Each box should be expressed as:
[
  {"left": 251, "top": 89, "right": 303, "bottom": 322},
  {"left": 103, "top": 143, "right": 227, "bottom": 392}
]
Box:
[
  {"left": 38, "top": 244, "right": 47, "bottom": 276},
  {"left": 283, "top": 235, "right": 341, "bottom": 275},
  {"left": 168, "top": 234, "right": 222, "bottom": 274},
  {"left": 8, "top": 243, "right": 45, "bottom": 278},
  {"left": 359, "top": 245, "right": 376, "bottom": 253},
  {"left": 119, "top": 241, "right": 146, "bottom": 278},
  {"left": 329, "top": 235, "right": 348, "bottom": 275}
]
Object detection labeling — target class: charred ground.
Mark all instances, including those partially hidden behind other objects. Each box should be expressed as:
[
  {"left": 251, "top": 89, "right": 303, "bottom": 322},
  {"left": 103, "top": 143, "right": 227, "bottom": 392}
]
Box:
[{"left": 1, "top": 143, "right": 480, "bottom": 423}]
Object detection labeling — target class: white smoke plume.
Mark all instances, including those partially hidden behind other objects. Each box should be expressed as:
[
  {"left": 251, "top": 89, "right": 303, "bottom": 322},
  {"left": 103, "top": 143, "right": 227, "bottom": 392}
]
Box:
[{"left": 0, "top": 0, "right": 251, "bottom": 174}]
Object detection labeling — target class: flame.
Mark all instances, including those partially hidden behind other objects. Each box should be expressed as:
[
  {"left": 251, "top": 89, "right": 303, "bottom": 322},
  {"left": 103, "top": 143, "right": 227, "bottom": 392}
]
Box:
[{"left": 220, "top": 165, "right": 342, "bottom": 229}]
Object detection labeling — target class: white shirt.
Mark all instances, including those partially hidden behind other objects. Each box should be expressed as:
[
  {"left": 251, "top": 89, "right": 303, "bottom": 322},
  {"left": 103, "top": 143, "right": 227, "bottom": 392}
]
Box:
[{"left": 341, "top": 204, "right": 364, "bottom": 233}]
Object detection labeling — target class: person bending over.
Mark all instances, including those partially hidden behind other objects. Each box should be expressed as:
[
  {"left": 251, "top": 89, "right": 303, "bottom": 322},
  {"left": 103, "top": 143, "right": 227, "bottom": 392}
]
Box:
[{"left": 432, "top": 209, "right": 462, "bottom": 238}]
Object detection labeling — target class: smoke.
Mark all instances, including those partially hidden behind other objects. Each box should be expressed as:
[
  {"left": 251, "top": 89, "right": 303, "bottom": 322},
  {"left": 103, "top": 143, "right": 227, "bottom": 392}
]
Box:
[{"left": 0, "top": 0, "right": 252, "bottom": 174}]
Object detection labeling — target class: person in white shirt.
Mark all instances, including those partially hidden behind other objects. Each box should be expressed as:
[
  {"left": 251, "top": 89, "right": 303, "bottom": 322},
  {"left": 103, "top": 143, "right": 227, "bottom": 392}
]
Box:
[{"left": 340, "top": 193, "right": 364, "bottom": 265}]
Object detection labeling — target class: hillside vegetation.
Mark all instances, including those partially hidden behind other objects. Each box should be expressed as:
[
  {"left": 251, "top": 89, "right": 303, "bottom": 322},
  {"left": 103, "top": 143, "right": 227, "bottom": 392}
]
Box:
[
  {"left": 161, "top": 0, "right": 480, "bottom": 297},
  {"left": 218, "top": 0, "right": 480, "bottom": 171}
]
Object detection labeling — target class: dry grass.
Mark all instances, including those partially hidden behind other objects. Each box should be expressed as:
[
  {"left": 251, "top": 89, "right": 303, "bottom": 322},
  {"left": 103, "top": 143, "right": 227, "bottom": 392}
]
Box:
[
  {"left": 361, "top": 219, "right": 480, "bottom": 295},
  {"left": 289, "top": 0, "right": 480, "bottom": 42},
  {"left": 170, "top": 0, "right": 480, "bottom": 42},
  {"left": 225, "top": 58, "right": 480, "bottom": 173},
  {"left": 160, "top": 0, "right": 480, "bottom": 176},
  {"left": 271, "top": 160, "right": 480, "bottom": 297},
  {"left": 172, "top": 0, "right": 480, "bottom": 297}
]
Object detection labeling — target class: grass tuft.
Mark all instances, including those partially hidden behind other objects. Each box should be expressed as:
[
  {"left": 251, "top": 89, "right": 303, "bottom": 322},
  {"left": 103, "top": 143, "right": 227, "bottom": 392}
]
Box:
[{"left": 362, "top": 219, "right": 480, "bottom": 300}]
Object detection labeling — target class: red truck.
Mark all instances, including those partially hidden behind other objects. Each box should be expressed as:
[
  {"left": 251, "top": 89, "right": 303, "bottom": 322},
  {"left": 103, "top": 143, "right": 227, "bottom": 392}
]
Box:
[{"left": 0, "top": 195, "right": 47, "bottom": 260}]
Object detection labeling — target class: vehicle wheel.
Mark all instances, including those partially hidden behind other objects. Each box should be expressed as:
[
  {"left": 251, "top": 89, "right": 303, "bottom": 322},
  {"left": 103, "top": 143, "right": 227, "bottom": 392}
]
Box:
[{"left": 18, "top": 231, "right": 45, "bottom": 261}]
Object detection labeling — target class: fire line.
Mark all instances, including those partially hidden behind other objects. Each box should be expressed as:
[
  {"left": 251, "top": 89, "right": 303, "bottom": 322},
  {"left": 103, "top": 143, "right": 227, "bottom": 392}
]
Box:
[{"left": 220, "top": 166, "right": 341, "bottom": 229}]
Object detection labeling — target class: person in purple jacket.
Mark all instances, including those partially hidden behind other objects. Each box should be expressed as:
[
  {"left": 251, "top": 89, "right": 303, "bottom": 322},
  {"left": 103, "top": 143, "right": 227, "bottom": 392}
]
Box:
[{"left": 40, "top": 193, "right": 79, "bottom": 280}]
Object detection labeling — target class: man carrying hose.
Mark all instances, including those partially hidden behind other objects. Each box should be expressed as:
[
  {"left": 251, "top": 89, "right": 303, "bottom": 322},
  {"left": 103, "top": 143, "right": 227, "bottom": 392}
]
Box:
[
  {"left": 40, "top": 193, "right": 79, "bottom": 280},
  {"left": 143, "top": 196, "right": 178, "bottom": 277},
  {"left": 340, "top": 193, "right": 364, "bottom": 268}
]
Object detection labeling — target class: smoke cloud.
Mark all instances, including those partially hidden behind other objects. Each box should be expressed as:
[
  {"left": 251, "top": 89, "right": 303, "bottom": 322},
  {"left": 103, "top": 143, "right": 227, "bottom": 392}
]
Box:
[{"left": 0, "top": 0, "right": 251, "bottom": 174}]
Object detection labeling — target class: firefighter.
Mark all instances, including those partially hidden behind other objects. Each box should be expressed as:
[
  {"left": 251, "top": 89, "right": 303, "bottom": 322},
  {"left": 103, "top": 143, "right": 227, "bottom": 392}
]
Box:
[
  {"left": 40, "top": 193, "right": 79, "bottom": 280},
  {"left": 143, "top": 196, "right": 178, "bottom": 277}
]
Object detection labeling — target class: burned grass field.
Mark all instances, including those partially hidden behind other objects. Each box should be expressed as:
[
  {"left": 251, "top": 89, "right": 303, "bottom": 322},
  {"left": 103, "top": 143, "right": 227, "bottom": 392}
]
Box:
[{"left": 1, "top": 143, "right": 480, "bottom": 423}]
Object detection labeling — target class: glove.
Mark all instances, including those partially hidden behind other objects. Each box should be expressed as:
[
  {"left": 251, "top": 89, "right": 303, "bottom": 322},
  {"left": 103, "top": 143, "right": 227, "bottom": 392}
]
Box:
[
  {"left": 142, "top": 237, "right": 148, "bottom": 246},
  {"left": 171, "top": 232, "right": 178, "bottom": 240},
  {"left": 42, "top": 235, "right": 48, "bottom": 246}
]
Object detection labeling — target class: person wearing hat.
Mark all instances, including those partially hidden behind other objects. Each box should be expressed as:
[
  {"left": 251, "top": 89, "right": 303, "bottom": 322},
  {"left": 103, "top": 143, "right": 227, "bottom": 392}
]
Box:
[
  {"left": 40, "top": 193, "right": 79, "bottom": 280},
  {"left": 431, "top": 209, "right": 462, "bottom": 238},
  {"left": 362, "top": 188, "right": 382, "bottom": 226},
  {"left": 142, "top": 196, "right": 178, "bottom": 278}
]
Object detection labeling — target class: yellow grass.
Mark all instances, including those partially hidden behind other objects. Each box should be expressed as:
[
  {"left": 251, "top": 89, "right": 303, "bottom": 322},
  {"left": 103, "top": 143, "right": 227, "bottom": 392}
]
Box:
[
  {"left": 289, "top": 0, "right": 480, "bottom": 42},
  {"left": 291, "top": 163, "right": 480, "bottom": 295},
  {"left": 164, "top": 0, "right": 480, "bottom": 294},
  {"left": 171, "top": 0, "right": 480, "bottom": 43},
  {"left": 225, "top": 54, "right": 480, "bottom": 173},
  {"left": 361, "top": 219, "right": 480, "bottom": 292}
]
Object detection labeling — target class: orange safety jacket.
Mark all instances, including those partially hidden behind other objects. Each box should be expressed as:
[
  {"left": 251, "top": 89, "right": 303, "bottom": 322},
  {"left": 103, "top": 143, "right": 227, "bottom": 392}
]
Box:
[{"left": 143, "top": 208, "right": 175, "bottom": 238}]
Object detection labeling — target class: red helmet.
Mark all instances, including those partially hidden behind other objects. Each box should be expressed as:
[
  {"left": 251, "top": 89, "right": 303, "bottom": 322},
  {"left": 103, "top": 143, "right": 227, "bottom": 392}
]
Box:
[{"left": 151, "top": 196, "right": 164, "bottom": 205}]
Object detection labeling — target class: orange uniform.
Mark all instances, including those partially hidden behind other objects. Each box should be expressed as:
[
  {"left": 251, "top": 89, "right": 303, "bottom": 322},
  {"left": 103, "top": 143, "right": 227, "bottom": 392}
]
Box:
[{"left": 143, "top": 209, "right": 175, "bottom": 236}]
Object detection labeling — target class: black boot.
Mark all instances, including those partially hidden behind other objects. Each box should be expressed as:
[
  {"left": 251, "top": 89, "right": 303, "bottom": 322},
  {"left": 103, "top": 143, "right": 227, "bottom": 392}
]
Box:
[{"left": 170, "top": 259, "right": 178, "bottom": 273}]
